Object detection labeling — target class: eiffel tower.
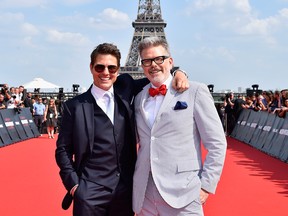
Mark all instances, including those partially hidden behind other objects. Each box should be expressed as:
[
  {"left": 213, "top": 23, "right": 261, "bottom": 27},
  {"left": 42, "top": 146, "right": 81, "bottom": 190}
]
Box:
[{"left": 119, "top": 0, "right": 170, "bottom": 79}]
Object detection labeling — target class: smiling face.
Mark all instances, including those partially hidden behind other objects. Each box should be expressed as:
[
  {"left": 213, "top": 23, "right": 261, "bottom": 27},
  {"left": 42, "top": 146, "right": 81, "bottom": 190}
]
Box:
[
  {"left": 140, "top": 45, "right": 173, "bottom": 87},
  {"left": 90, "top": 54, "right": 119, "bottom": 91}
]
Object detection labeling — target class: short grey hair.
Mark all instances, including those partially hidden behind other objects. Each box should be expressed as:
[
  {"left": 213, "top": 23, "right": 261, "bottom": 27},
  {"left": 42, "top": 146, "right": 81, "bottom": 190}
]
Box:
[{"left": 138, "top": 36, "right": 171, "bottom": 56}]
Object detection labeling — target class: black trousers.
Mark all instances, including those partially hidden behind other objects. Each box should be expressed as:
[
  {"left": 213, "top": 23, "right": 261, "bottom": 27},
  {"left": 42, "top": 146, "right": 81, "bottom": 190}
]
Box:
[
  {"left": 33, "top": 115, "right": 44, "bottom": 134},
  {"left": 73, "top": 178, "right": 133, "bottom": 216}
]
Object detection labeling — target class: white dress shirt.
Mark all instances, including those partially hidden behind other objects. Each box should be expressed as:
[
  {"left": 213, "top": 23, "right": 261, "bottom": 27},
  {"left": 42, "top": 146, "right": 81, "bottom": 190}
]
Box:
[
  {"left": 144, "top": 75, "right": 172, "bottom": 127},
  {"left": 91, "top": 84, "right": 114, "bottom": 124}
]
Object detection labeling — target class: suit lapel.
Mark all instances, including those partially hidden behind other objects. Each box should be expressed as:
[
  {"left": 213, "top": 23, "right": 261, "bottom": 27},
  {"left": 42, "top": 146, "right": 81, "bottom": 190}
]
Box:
[
  {"left": 139, "top": 85, "right": 153, "bottom": 129},
  {"left": 156, "top": 86, "right": 177, "bottom": 119},
  {"left": 113, "top": 88, "right": 134, "bottom": 128},
  {"left": 82, "top": 91, "right": 95, "bottom": 153}
]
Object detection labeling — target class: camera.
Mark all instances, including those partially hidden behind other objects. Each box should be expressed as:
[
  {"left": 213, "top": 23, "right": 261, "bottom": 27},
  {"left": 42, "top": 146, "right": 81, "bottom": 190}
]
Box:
[
  {"left": 0, "top": 86, "right": 9, "bottom": 95},
  {"left": 14, "top": 104, "right": 22, "bottom": 114}
]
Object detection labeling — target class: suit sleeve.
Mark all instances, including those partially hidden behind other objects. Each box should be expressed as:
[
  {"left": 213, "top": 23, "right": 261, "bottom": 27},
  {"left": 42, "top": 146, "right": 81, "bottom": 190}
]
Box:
[
  {"left": 117, "top": 73, "right": 149, "bottom": 96},
  {"left": 133, "top": 78, "right": 150, "bottom": 95},
  {"left": 193, "top": 84, "right": 227, "bottom": 194},
  {"left": 55, "top": 102, "right": 79, "bottom": 191}
]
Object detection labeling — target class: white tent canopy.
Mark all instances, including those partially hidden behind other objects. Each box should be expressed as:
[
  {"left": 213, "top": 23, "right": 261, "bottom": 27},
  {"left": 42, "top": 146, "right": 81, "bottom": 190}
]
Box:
[{"left": 22, "top": 78, "right": 60, "bottom": 91}]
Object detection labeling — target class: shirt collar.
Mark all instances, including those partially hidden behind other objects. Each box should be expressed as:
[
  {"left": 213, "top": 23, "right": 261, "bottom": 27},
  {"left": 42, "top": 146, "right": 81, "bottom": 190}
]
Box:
[{"left": 91, "top": 84, "right": 114, "bottom": 100}]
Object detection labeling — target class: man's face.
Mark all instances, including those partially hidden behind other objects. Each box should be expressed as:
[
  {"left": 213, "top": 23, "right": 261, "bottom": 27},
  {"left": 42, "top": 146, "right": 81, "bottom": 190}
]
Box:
[
  {"left": 90, "top": 54, "right": 119, "bottom": 91},
  {"left": 140, "top": 45, "right": 173, "bottom": 87},
  {"left": 0, "top": 95, "right": 4, "bottom": 102}
]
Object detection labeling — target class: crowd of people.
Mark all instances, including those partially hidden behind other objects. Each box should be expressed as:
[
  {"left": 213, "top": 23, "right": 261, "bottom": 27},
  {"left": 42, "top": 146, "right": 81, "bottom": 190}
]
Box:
[
  {"left": 1, "top": 82, "right": 287, "bottom": 139},
  {"left": 223, "top": 89, "right": 288, "bottom": 135},
  {"left": 0, "top": 83, "right": 61, "bottom": 138}
]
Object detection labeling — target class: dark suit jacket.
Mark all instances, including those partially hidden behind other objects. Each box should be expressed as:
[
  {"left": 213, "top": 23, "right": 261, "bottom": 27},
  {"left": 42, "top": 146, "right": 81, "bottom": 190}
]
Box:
[{"left": 55, "top": 74, "right": 148, "bottom": 209}]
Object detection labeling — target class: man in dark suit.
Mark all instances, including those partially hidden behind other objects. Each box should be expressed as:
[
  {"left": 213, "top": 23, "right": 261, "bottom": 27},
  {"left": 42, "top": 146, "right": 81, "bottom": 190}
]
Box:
[{"left": 55, "top": 43, "right": 188, "bottom": 216}]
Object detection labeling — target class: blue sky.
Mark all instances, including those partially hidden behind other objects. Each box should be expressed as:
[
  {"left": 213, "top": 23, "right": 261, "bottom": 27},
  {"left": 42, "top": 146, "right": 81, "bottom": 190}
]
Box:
[{"left": 1, "top": 0, "right": 287, "bottom": 92}]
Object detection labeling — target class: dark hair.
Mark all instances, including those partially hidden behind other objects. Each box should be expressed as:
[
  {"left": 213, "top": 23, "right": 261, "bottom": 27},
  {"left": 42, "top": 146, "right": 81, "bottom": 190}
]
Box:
[{"left": 90, "top": 43, "right": 121, "bottom": 67}]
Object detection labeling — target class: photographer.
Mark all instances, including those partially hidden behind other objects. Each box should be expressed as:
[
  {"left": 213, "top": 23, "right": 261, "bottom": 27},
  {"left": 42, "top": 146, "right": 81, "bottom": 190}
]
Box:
[
  {"left": 23, "top": 92, "right": 34, "bottom": 113},
  {"left": 1, "top": 84, "right": 11, "bottom": 100},
  {"left": 0, "top": 94, "right": 6, "bottom": 109},
  {"left": 224, "top": 92, "right": 235, "bottom": 135},
  {"left": 0, "top": 84, "right": 15, "bottom": 109}
]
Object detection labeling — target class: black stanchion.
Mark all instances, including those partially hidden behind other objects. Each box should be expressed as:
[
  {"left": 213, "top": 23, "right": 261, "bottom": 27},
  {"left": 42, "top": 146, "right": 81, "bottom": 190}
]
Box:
[
  {"left": 237, "top": 109, "right": 252, "bottom": 142},
  {"left": 267, "top": 117, "right": 287, "bottom": 160},
  {"left": 279, "top": 124, "right": 288, "bottom": 162},
  {"left": 0, "top": 113, "right": 13, "bottom": 146},
  {"left": 21, "top": 108, "right": 40, "bottom": 137},
  {"left": 12, "top": 110, "right": 28, "bottom": 140},
  {"left": 17, "top": 108, "right": 35, "bottom": 139},
  {"left": 230, "top": 111, "right": 245, "bottom": 138},
  {"left": 254, "top": 114, "right": 276, "bottom": 150},
  {"left": 231, "top": 109, "right": 251, "bottom": 140},
  {"left": 249, "top": 111, "right": 269, "bottom": 147},
  {"left": 243, "top": 111, "right": 260, "bottom": 144},
  {"left": 262, "top": 117, "right": 284, "bottom": 154},
  {"left": 0, "top": 109, "right": 21, "bottom": 144}
]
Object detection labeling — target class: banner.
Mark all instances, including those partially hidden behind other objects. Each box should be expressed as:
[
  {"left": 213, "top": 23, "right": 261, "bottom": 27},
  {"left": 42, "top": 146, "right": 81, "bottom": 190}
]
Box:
[{"left": 231, "top": 109, "right": 288, "bottom": 162}]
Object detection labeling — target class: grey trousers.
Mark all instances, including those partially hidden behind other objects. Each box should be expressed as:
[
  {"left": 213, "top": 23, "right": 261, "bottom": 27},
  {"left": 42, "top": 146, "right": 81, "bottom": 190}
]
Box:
[{"left": 137, "top": 173, "right": 204, "bottom": 216}]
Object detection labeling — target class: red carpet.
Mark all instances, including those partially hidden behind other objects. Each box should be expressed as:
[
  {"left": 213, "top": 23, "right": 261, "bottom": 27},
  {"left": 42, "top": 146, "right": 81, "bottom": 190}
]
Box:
[
  {"left": 0, "top": 136, "right": 287, "bottom": 216},
  {"left": 204, "top": 137, "right": 288, "bottom": 216},
  {"left": 0, "top": 135, "right": 72, "bottom": 216}
]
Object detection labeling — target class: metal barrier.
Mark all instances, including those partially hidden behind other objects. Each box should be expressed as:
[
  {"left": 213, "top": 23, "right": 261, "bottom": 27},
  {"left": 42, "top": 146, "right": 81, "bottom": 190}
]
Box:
[
  {"left": 230, "top": 109, "right": 288, "bottom": 162},
  {"left": 0, "top": 108, "right": 39, "bottom": 147}
]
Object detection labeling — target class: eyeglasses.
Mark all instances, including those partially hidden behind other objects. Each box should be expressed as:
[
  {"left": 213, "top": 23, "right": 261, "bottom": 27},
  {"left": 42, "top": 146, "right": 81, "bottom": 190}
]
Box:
[
  {"left": 141, "top": 56, "right": 169, "bottom": 67},
  {"left": 94, "top": 64, "right": 118, "bottom": 74}
]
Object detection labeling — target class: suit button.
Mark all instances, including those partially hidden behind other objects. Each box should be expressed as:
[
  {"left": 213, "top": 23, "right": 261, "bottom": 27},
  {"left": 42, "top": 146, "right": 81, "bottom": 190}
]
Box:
[{"left": 116, "top": 173, "right": 120, "bottom": 177}]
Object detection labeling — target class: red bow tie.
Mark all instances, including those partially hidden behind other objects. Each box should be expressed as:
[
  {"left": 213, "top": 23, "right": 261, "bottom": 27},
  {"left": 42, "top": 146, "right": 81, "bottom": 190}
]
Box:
[{"left": 149, "top": 84, "right": 167, "bottom": 97}]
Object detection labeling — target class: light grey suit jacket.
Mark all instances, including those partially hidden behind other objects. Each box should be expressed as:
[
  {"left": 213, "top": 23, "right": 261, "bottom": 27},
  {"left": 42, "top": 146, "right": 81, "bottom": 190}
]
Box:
[{"left": 132, "top": 81, "right": 227, "bottom": 213}]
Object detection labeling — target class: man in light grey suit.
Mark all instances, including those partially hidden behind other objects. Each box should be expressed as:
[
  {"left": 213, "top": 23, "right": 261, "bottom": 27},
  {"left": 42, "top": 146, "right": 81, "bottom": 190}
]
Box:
[{"left": 133, "top": 37, "right": 227, "bottom": 215}]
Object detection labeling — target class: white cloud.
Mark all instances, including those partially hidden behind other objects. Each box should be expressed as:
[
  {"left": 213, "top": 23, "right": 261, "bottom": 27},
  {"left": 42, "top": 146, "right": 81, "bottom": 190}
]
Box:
[
  {"left": 89, "top": 8, "right": 131, "bottom": 30},
  {"left": 279, "top": 8, "right": 288, "bottom": 18},
  {"left": 52, "top": 8, "right": 131, "bottom": 32},
  {"left": 237, "top": 17, "right": 279, "bottom": 35},
  {"left": 184, "top": 0, "right": 288, "bottom": 45},
  {"left": 21, "top": 22, "right": 39, "bottom": 35},
  {"left": 233, "top": 0, "right": 251, "bottom": 14},
  {"left": 235, "top": 8, "right": 288, "bottom": 44},
  {"left": 46, "top": 29, "right": 90, "bottom": 46}
]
